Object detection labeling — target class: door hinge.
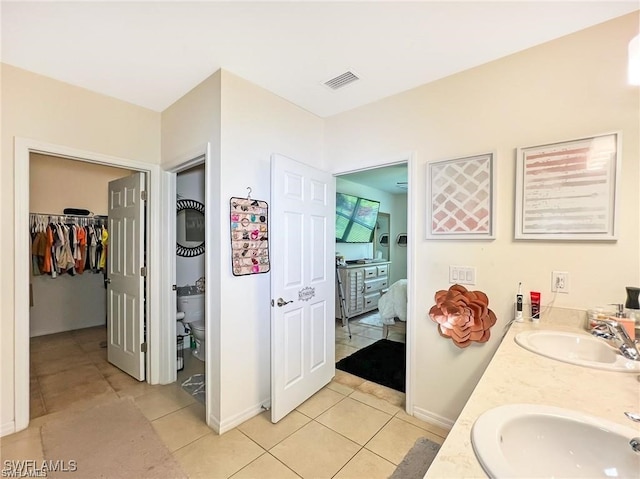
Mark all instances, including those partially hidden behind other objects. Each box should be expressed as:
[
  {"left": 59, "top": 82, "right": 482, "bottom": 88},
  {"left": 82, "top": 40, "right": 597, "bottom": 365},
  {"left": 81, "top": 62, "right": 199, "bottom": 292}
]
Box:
[
  {"left": 141, "top": 190, "right": 148, "bottom": 201},
  {"left": 141, "top": 266, "right": 147, "bottom": 277},
  {"left": 141, "top": 342, "right": 147, "bottom": 353}
]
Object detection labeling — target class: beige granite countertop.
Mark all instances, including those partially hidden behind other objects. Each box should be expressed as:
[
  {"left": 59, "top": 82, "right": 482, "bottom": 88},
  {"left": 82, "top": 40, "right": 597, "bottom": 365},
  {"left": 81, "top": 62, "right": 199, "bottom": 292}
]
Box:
[{"left": 424, "top": 308, "right": 640, "bottom": 478}]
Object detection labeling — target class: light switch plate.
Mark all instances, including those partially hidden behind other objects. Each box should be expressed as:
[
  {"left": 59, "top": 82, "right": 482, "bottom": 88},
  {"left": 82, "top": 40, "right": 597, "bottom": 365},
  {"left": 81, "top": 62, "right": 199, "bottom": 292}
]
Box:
[{"left": 449, "top": 266, "right": 476, "bottom": 285}]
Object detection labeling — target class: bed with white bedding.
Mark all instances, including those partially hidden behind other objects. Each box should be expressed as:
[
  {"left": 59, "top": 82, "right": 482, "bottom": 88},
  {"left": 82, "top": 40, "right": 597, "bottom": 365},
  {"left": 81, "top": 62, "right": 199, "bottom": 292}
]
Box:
[{"left": 378, "top": 279, "right": 407, "bottom": 338}]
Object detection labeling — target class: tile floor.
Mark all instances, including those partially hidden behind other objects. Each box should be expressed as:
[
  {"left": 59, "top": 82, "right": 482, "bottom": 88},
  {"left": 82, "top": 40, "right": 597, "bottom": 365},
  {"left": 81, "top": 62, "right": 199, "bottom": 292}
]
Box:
[{"left": 2, "top": 319, "right": 445, "bottom": 479}]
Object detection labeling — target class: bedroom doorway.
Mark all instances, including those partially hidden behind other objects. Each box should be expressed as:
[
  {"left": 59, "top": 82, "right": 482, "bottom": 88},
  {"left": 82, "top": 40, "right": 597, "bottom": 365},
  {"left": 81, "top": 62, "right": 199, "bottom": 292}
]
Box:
[{"left": 333, "top": 162, "right": 408, "bottom": 402}]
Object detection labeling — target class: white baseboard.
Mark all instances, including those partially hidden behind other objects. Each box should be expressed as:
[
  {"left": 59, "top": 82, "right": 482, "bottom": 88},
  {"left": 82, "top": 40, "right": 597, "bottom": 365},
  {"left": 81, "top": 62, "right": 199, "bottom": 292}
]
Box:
[
  {"left": 412, "top": 405, "right": 454, "bottom": 431},
  {"left": 207, "top": 413, "right": 221, "bottom": 434},
  {"left": 1, "top": 421, "right": 16, "bottom": 437},
  {"left": 217, "top": 399, "right": 269, "bottom": 435}
]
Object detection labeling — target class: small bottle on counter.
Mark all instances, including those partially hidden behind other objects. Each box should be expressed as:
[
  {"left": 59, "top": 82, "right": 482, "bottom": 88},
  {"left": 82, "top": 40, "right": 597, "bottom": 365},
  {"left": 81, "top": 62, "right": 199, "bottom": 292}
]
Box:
[{"left": 610, "top": 303, "right": 635, "bottom": 341}]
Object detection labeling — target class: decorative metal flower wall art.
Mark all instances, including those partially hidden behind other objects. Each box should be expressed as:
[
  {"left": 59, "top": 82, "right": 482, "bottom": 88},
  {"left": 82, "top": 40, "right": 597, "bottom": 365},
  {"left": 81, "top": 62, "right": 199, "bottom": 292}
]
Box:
[{"left": 429, "top": 284, "right": 497, "bottom": 348}]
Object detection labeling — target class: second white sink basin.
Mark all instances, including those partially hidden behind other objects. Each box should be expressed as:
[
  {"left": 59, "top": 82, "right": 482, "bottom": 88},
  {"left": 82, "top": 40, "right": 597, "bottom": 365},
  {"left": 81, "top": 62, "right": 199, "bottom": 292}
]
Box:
[
  {"left": 514, "top": 330, "right": 640, "bottom": 372},
  {"left": 472, "top": 404, "right": 640, "bottom": 478}
]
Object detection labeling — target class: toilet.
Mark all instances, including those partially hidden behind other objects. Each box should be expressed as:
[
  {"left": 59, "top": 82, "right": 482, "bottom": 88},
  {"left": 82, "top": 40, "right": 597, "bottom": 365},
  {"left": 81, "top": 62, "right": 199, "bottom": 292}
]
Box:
[{"left": 177, "top": 293, "right": 205, "bottom": 362}]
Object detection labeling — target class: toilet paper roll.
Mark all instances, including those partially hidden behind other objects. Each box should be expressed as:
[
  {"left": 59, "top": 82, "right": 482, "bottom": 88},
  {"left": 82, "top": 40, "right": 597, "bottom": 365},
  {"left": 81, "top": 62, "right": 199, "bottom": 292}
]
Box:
[{"left": 176, "top": 311, "right": 186, "bottom": 320}]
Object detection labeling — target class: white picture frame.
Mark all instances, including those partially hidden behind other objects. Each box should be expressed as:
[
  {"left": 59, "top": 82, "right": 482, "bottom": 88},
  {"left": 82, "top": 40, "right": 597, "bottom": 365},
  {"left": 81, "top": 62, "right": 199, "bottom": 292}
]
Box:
[
  {"left": 426, "top": 152, "right": 496, "bottom": 240},
  {"left": 514, "top": 132, "right": 620, "bottom": 241}
]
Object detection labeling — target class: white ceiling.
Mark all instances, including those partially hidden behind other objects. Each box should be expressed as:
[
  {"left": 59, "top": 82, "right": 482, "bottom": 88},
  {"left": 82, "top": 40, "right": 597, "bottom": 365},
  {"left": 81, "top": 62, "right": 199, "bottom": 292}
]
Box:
[
  {"left": 2, "top": 1, "right": 637, "bottom": 118},
  {"left": 338, "top": 164, "right": 408, "bottom": 195}
]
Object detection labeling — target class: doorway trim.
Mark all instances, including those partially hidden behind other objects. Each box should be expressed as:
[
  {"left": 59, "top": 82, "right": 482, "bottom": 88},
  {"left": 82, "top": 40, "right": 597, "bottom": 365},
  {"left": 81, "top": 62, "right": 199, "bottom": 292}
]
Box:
[
  {"left": 162, "top": 142, "right": 218, "bottom": 431},
  {"left": 332, "top": 152, "right": 416, "bottom": 415},
  {"left": 13, "top": 137, "right": 164, "bottom": 433}
]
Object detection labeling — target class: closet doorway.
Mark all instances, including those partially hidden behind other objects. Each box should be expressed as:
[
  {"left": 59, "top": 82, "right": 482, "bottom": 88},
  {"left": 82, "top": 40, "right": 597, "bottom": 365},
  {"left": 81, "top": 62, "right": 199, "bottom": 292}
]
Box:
[{"left": 29, "top": 153, "right": 146, "bottom": 418}]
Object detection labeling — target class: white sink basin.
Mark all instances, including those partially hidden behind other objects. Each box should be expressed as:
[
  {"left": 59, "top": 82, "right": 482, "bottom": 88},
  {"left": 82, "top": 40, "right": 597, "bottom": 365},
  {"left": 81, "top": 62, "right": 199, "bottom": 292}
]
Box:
[
  {"left": 472, "top": 404, "right": 640, "bottom": 478},
  {"left": 514, "top": 330, "right": 640, "bottom": 372}
]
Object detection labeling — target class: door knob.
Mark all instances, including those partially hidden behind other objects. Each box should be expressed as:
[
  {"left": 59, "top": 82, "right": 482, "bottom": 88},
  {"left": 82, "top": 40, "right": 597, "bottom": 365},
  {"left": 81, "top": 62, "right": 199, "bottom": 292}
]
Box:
[{"left": 276, "top": 298, "right": 293, "bottom": 307}]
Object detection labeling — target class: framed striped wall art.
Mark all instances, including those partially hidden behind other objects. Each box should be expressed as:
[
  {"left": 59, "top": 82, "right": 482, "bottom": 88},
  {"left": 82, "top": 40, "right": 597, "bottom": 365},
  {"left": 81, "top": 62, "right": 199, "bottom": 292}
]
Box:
[{"left": 515, "top": 132, "right": 620, "bottom": 241}]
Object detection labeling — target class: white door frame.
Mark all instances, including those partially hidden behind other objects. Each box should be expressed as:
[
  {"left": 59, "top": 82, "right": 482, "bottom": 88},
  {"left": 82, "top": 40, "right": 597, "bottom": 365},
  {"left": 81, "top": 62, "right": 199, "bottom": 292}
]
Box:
[
  {"left": 162, "top": 143, "right": 215, "bottom": 430},
  {"left": 13, "top": 137, "right": 167, "bottom": 433},
  {"left": 332, "top": 152, "right": 416, "bottom": 414}
]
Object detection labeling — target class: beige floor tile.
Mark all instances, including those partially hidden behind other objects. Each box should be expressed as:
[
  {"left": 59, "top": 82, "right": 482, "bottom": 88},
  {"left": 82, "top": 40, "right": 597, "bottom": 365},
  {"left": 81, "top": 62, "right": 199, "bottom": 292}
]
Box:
[
  {"left": 75, "top": 337, "right": 107, "bottom": 353},
  {"left": 394, "top": 410, "right": 449, "bottom": 440},
  {"left": 152, "top": 402, "right": 210, "bottom": 452},
  {"left": 326, "top": 380, "right": 355, "bottom": 396},
  {"left": 42, "top": 382, "right": 117, "bottom": 413},
  {"left": 31, "top": 346, "right": 91, "bottom": 376},
  {"left": 135, "top": 384, "right": 196, "bottom": 420},
  {"left": 230, "top": 453, "right": 301, "bottom": 479},
  {"left": 177, "top": 353, "right": 205, "bottom": 382},
  {"left": 316, "top": 397, "right": 392, "bottom": 446},
  {"left": 336, "top": 343, "right": 360, "bottom": 361},
  {"left": 270, "top": 421, "right": 360, "bottom": 479},
  {"left": 365, "top": 417, "right": 434, "bottom": 465},
  {"left": 333, "top": 370, "right": 365, "bottom": 389},
  {"left": 30, "top": 333, "right": 75, "bottom": 353},
  {"left": 91, "top": 356, "right": 125, "bottom": 376},
  {"left": 38, "top": 363, "right": 104, "bottom": 396},
  {"left": 295, "top": 387, "right": 345, "bottom": 419},
  {"left": 333, "top": 448, "right": 397, "bottom": 479},
  {"left": 339, "top": 334, "right": 377, "bottom": 350},
  {"left": 356, "top": 381, "right": 404, "bottom": 408},
  {"left": 30, "top": 394, "right": 47, "bottom": 419},
  {"left": 335, "top": 328, "right": 352, "bottom": 341},
  {"left": 237, "top": 410, "right": 310, "bottom": 450},
  {"left": 357, "top": 327, "right": 384, "bottom": 341},
  {"left": 387, "top": 332, "right": 406, "bottom": 342},
  {"left": 0, "top": 426, "right": 44, "bottom": 462},
  {"left": 349, "top": 390, "right": 401, "bottom": 416},
  {"left": 172, "top": 429, "right": 264, "bottom": 479},
  {"left": 102, "top": 368, "right": 156, "bottom": 398},
  {"left": 69, "top": 325, "right": 106, "bottom": 342}
]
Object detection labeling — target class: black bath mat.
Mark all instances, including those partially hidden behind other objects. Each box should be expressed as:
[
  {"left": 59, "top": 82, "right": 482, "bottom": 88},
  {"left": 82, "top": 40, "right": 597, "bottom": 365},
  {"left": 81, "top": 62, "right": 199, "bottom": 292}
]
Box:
[{"left": 336, "top": 339, "right": 405, "bottom": 392}]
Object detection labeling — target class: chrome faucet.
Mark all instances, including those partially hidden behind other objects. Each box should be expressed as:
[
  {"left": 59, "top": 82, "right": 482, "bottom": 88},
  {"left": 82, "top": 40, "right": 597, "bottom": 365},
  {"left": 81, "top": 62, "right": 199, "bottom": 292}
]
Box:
[{"left": 590, "top": 318, "right": 640, "bottom": 361}]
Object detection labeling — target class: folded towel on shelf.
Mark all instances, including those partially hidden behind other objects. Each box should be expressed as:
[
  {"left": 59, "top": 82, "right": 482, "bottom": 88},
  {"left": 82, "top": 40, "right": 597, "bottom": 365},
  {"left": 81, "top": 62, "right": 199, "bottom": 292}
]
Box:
[{"left": 378, "top": 279, "right": 407, "bottom": 322}]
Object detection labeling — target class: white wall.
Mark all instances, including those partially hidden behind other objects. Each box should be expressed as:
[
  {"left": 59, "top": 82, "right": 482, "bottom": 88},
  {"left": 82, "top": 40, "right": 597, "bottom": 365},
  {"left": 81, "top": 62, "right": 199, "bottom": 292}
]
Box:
[
  {"left": 325, "top": 13, "right": 640, "bottom": 422},
  {"left": 161, "top": 69, "right": 325, "bottom": 432},
  {"left": 161, "top": 71, "right": 223, "bottom": 428},
  {"left": 1, "top": 64, "right": 160, "bottom": 435},
  {"left": 217, "top": 71, "right": 325, "bottom": 430},
  {"left": 176, "top": 164, "right": 206, "bottom": 287}
]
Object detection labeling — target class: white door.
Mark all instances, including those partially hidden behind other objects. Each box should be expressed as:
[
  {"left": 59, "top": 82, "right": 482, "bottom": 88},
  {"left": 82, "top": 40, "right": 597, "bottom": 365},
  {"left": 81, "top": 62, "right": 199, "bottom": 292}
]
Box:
[
  {"left": 107, "top": 172, "right": 146, "bottom": 381},
  {"left": 270, "top": 153, "right": 336, "bottom": 423}
]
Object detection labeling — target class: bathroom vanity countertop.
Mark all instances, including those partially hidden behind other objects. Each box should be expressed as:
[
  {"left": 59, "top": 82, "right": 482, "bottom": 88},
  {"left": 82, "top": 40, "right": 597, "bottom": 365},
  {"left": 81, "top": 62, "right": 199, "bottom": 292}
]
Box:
[{"left": 424, "top": 312, "right": 640, "bottom": 478}]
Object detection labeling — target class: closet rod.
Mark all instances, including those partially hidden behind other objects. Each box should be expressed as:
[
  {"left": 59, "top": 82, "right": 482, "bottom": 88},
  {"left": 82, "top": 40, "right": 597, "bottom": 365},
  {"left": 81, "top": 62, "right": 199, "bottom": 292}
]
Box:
[{"left": 30, "top": 212, "right": 107, "bottom": 218}]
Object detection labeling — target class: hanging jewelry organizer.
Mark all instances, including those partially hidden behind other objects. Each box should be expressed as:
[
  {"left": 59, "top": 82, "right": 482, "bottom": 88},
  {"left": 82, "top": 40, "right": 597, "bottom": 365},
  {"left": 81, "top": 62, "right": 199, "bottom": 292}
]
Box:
[{"left": 229, "top": 188, "right": 270, "bottom": 276}]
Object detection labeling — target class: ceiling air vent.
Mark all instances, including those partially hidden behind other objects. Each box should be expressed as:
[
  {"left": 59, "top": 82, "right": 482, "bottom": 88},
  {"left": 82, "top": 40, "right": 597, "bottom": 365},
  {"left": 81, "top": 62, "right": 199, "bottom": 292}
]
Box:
[{"left": 323, "top": 71, "right": 360, "bottom": 90}]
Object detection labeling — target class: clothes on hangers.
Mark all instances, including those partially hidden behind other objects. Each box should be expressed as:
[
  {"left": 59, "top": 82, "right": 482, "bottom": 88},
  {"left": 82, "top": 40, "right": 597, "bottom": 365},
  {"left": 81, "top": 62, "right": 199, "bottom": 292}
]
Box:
[{"left": 29, "top": 213, "right": 108, "bottom": 278}]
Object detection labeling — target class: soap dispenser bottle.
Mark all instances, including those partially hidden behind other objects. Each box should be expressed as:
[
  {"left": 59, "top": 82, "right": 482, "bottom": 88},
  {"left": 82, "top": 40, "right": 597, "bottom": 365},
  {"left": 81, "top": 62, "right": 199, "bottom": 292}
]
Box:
[{"left": 610, "top": 303, "right": 635, "bottom": 341}]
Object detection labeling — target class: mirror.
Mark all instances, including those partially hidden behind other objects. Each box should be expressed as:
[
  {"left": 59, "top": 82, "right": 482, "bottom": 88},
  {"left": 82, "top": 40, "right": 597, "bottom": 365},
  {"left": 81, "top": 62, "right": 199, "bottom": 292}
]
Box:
[{"left": 177, "top": 199, "right": 205, "bottom": 257}]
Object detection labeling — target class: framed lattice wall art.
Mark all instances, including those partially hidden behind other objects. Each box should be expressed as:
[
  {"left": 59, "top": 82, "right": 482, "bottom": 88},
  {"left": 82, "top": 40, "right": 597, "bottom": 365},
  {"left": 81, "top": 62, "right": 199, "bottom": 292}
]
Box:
[{"left": 426, "top": 152, "right": 496, "bottom": 240}]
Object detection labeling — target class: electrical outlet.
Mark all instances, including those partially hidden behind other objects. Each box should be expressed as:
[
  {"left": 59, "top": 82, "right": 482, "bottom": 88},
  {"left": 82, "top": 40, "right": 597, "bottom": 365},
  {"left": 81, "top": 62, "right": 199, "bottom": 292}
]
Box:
[{"left": 551, "top": 271, "right": 569, "bottom": 293}]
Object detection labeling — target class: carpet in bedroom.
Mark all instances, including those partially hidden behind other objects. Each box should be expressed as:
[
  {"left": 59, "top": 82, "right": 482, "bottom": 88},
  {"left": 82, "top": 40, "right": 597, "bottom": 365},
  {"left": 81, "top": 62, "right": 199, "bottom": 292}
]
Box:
[{"left": 336, "top": 338, "right": 405, "bottom": 392}]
